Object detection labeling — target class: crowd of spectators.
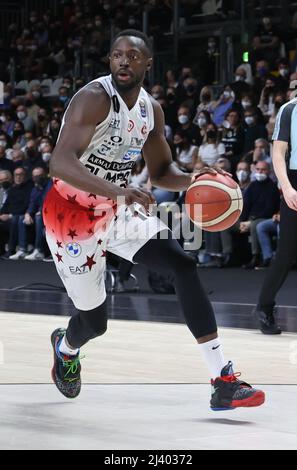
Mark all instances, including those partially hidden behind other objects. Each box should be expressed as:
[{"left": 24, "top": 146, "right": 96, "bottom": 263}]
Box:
[{"left": 1, "top": 2, "right": 297, "bottom": 276}]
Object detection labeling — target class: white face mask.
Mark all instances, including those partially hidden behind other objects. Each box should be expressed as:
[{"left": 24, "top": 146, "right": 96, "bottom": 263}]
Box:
[
  {"left": 279, "top": 68, "right": 289, "bottom": 77},
  {"left": 222, "top": 120, "right": 231, "bottom": 129},
  {"left": 245, "top": 116, "right": 254, "bottom": 126},
  {"left": 236, "top": 170, "right": 249, "bottom": 182},
  {"left": 235, "top": 75, "right": 245, "bottom": 82},
  {"left": 254, "top": 172, "right": 268, "bottom": 182},
  {"left": 17, "top": 111, "right": 26, "bottom": 120},
  {"left": 241, "top": 100, "right": 251, "bottom": 109},
  {"left": 152, "top": 93, "right": 160, "bottom": 99},
  {"left": 32, "top": 91, "right": 40, "bottom": 98},
  {"left": 42, "top": 153, "right": 51, "bottom": 162},
  {"left": 223, "top": 91, "right": 231, "bottom": 98},
  {"left": 197, "top": 117, "right": 207, "bottom": 128},
  {"left": 0, "top": 140, "right": 7, "bottom": 147},
  {"left": 178, "top": 114, "right": 189, "bottom": 125}
]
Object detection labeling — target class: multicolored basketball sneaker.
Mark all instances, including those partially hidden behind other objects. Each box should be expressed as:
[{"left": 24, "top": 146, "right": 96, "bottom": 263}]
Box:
[
  {"left": 210, "top": 361, "right": 265, "bottom": 411},
  {"left": 51, "top": 328, "right": 82, "bottom": 399}
]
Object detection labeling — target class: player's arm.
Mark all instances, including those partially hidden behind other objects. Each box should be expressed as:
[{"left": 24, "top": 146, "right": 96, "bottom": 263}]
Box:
[
  {"left": 143, "top": 101, "right": 218, "bottom": 191},
  {"left": 50, "top": 84, "right": 153, "bottom": 209},
  {"left": 50, "top": 84, "right": 123, "bottom": 200}
]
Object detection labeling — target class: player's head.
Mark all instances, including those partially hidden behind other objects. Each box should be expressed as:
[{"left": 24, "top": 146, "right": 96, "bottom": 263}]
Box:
[{"left": 109, "top": 30, "right": 153, "bottom": 91}]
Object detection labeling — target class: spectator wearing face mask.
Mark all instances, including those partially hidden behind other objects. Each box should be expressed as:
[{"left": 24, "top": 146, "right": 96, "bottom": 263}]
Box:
[
  {"left": 266, "top": 92, "right": 287, "bottom": 140},
  {"left": 211, "top": 85, "right": 235, "bottom": 126},
  {"left": 58, "top": 86, "right": 71, "bottom": 108},
  {"left": 253, "top": 60, "right": 270, "bottom": 102},
  {"left": 198, "top": 123, "right": 225, "bottom": 166},
  {"left": 195, "top": 86, "right": 216, "bottom": 115},
  {"left": 19, "top": 167, "right": 52, "bottom": 260},
  {"left": 36, "top": 108, "right": 50, "bottom": 136},
  {"left": 231, "top": 66, "right": 251, "bottom": 101},
  {"left": 12, "top": 121, "right": 26, "bottom": 147},
  {"left": 46, "top": 118, "right": 61, "bottom": 144},
  {"left": 20, "top": 140, "right": 44, "bottom": 174},
  {"left": 259, "top": 76, "right": 278, "bottom": 122},
  {"left": 240, "top": 161, "right": 280, "bottom": 269},
  {"left": 276, "top": 59, "right": 290, "bottom": 92},
  {"left": 176, "top": 105, "right": 199, "bottom": 145},
  {"left": 193, "top": 110, "right": 211, "bottom": 146},
  {"left": 221, "top": 109, "right": 245, "bottom": 174},
  {"left": 236, "top": 161, "right": 251, "bottom": 195},
  {"left": 173, "top": 130, "right": 198, "bottom": 173},
  {"left": 181, "top": 78, "right": 200, "bottom": 112},
  {"left": 243, "top": 107, "right": 268, "bottom": 153},
  {"left": 1, "top": 111, "right": 16, "bottom": 138},
  {"left": 16, "top": 105, "right": 35, "bottom": 132},
  {"left": 40, "top": 143, "right": 53, "bottom": 167}
]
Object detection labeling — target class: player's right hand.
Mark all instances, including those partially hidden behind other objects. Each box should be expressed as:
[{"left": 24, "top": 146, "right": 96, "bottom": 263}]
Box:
[
  {"left": 120, "top": 188, "right": 156, "bottom": 212},
  {"left": 283, "top": 186, "right": 297, "bottom": 211}
]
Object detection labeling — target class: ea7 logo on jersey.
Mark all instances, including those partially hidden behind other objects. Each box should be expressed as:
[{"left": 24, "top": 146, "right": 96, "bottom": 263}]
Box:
[
  {"left": 108, "top": 119, "right": 120, "bottom": 129},
  {"left": 69, "top": 266, "right": 88, "bottom": 275}
]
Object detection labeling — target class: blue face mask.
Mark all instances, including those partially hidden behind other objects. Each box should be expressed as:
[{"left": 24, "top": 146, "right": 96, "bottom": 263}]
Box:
[{"left": 59, "top": 96, "right": 68, "bottom": 103}]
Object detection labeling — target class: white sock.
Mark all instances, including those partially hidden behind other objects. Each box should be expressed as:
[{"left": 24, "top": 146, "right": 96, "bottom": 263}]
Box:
[
  {"left": 59, "top": 335, "right": 79, "bottom": 356},
  {"left": 199, "top": 338, "right": 227, "bottom": 380}
]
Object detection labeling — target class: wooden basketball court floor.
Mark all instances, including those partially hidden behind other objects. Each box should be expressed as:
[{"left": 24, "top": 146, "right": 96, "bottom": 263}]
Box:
[{"left": 0, "top": 311, "right": 297, "bottom": 450}]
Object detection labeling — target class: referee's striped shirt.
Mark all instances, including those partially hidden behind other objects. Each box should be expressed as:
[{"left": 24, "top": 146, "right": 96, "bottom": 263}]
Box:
[{"left": 272, "top": 98, "right": 297, "bottom": 169}]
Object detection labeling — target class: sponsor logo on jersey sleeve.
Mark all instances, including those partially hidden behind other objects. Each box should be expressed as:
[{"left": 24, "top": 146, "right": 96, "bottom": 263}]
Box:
[{"left": 139, "top": 99, "right": 147, "bottom": 118}]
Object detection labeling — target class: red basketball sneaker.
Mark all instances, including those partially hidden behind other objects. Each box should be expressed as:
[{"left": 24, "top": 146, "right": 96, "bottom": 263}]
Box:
[{"left": 210, "top": 361, "right": 265, "bottom": 411}]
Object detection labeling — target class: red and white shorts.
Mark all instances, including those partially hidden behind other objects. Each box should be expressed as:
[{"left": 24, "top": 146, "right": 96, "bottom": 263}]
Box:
[{"left": 43, "top": 181, "right": 167, "bottom": 310}]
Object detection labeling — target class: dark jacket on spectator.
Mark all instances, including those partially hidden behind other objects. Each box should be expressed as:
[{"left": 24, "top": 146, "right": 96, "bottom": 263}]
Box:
[
  {"left": 0, "top": 180, "right": 33, "bottom": 215},
  {"left": 0, "top": 157, "right": 14, "bottom": 173},
  {"left": 27, "top": 179, "right": 52, "bottom": 216},
  {"left": 241, "top": 178, "right": 280, "bottom": 221},
  {"left": 243, "top": 124, "right": 268, "bottom": 153}
]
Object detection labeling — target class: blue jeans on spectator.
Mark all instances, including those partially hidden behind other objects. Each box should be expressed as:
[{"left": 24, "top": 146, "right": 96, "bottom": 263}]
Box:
[
  {"left": 18, "top": 214, "right": 45, "bottom": 252},
  {"left": 256, "top": 219, "right": 280, "bottom": 261},
  {"left": 153, "top": 188, "right": 178, "bottom": 205}
]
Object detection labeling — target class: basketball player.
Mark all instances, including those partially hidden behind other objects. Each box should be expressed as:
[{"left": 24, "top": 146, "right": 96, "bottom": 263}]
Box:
[
  {"left": 255, "top": 94, "right": 297, "bottom": 334},
  {"left": 44, "top": 30, "right": 265, "bottom": 410}
]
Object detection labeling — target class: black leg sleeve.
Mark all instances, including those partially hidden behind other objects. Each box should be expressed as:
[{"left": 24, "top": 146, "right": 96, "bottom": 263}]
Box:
[
  {"left": 134, "top": 231, "right": 217, "bottom": 339},
  {"left": 66, "top": 300, "right": 108, "bottom": 349}
]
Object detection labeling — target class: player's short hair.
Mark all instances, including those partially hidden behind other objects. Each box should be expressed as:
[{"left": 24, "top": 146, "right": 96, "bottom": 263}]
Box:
[{"left": 111, "top": 29, "right": 153, "bottom": 55}]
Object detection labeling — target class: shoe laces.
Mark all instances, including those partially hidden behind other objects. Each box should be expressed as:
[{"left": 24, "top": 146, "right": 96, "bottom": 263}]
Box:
[{"left": 62, "top": 354, "right": 85, "bottom": 382}]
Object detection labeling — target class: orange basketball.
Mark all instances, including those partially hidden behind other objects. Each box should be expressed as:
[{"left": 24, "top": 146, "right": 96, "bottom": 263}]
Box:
[{"left": 185, "top": 173, "right": 243, "bottom": 232}]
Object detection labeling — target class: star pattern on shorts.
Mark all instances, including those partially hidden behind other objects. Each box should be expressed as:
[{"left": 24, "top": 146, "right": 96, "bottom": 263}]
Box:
[
  {"left": 87, "top": 228, "right": 94, "bottom": 235},
  {"left": 97, "top": 239, "right": 103, "bottom": 245},
  {"left": 88, "top": 213, "right": 96, "bottom": 222},
  {"left": 81, "top": 254, "right": 96, "bottom": 271},
  {"left": 114, "top": 215, "right": 118, "bottom": 222},
  {"left": 67, "top": 194, "right": 77, "bottom": 204},
  {"left": 57, "top": 213, "right": 64, "bottom": 222},
  {"left": 101, "top": 250, "right": 106, "bottom": 258},
  {"left": 67, "top": 229, "right": 77, "bottom": 239},
  {"left": 55, "top": 252, "right": 63, "bottom": 263},
  {"left": 53, "top": 178, "right": 59, "bottom": 185},
  {"left": 56, "top": 240, "right": 63, "bottom": 248},
  {"left": 88, "top": 203, "right": 96, "bottom": 211},
  {"left": 88, "top": 193, "right": 97, "bottom": 199}
]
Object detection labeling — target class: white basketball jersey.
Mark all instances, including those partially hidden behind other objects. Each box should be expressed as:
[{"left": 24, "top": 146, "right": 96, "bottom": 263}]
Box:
[{"left": 58, "top": 74, "right": 154, "bottom": 189}]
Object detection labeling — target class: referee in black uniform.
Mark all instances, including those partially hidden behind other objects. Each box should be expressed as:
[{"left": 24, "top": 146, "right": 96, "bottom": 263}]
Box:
[{"left": 255, "top": 94, "right": 297, "bottom": 334}]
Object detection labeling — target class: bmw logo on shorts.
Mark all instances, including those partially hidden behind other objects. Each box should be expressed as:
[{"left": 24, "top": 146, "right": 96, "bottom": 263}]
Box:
[{"left": 66, "top": 242, "right": 82, "bottom": 258}]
